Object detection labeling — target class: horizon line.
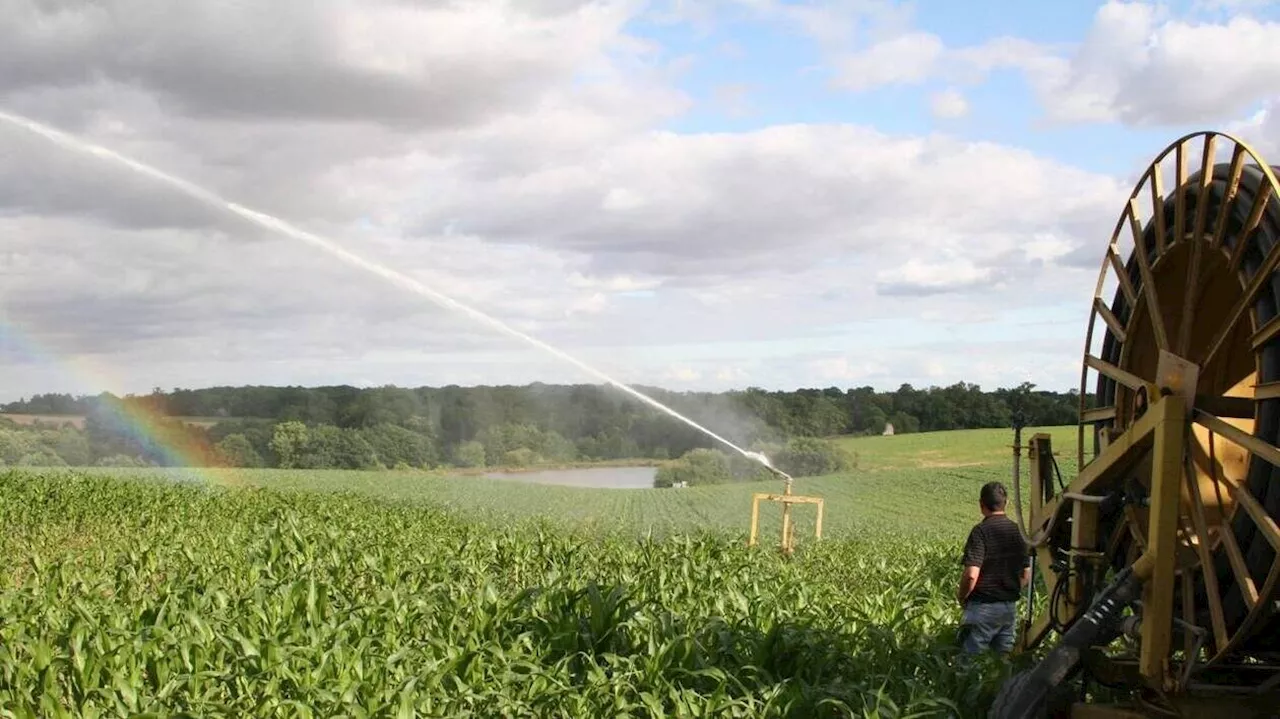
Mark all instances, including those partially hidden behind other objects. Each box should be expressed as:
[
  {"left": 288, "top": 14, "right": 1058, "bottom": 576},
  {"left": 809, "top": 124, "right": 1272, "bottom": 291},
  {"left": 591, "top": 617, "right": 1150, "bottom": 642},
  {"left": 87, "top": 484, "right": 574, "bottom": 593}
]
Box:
[{"left": 1, "top": 377, "right": 1084, "bottom": 407}]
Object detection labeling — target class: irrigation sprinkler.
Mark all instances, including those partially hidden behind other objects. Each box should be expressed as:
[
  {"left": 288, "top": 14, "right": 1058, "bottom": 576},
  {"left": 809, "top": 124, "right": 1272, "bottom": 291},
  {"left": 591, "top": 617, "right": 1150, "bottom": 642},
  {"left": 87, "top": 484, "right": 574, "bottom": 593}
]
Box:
[{"left": 747, "top": 465, "right": 824, "bottom": 556}]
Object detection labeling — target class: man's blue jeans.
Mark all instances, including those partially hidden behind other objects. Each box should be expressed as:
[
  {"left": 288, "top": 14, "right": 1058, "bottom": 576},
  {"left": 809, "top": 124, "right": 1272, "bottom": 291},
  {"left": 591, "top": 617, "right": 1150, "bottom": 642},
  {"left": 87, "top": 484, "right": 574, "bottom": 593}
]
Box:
[{"left": 959, "top": 600, "right": 1017, "bottom": 655}]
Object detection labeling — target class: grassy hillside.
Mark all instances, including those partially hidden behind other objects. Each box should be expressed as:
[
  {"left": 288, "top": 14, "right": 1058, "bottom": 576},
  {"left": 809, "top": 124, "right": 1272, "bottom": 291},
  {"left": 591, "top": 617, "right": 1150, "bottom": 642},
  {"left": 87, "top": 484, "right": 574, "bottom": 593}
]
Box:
[
  {"left": 832, "top": 425, "right": 1080, "bottom": 473},
  {"left": 38, "top": 424, "right": 1080, "bottom": 545}
]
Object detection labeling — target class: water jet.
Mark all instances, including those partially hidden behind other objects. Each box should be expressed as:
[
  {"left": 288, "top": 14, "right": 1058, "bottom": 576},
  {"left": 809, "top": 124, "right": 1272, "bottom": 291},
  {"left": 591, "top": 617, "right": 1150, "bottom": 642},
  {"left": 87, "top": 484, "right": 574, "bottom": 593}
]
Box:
[{"left": 0, "top": 109, "right": 779, "bottom": 479}]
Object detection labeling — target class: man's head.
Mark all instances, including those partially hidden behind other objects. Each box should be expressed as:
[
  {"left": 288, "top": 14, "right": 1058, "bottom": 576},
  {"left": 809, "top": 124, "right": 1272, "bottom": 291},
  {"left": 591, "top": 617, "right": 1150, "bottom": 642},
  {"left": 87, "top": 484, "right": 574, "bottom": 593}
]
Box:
[{"left": 979, "top": 481, "right": 1007, "bottom": 515}]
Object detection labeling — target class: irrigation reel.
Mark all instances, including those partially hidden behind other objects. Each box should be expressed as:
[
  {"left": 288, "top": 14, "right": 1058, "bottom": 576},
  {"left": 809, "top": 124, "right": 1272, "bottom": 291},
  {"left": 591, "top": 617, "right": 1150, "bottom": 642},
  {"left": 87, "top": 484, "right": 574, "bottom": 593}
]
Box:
[{"left": 991, "top": 132, "right": 1280, "bottom": 718}]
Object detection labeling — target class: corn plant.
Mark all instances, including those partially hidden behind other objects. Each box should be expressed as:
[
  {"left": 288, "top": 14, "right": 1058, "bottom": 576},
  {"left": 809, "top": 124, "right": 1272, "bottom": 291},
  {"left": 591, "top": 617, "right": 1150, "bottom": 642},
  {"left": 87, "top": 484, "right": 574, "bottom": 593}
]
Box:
[{"left": 0, "top": 470, "right": 1026, "bottom": 718}]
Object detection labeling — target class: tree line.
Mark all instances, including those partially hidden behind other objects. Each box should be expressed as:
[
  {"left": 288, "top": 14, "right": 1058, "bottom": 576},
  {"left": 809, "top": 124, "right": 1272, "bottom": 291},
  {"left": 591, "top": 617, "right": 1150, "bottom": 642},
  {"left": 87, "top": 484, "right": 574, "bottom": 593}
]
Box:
[{"left": 0, "top": 381, "right": 1088, "bottom": 471}]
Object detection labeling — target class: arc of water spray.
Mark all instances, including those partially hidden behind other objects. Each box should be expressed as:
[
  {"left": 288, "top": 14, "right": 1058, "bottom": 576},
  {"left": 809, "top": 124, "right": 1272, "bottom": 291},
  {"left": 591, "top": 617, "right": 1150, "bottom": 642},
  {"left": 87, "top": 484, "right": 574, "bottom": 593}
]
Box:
[{"left": 0, "top": 109, "right": 787, "bottom": 479}]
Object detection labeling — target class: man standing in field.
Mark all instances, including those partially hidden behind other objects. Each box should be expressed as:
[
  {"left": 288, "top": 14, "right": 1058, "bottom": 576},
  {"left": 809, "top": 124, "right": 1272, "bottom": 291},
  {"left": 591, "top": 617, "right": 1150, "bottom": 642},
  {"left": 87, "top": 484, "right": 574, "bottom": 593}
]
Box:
[{"left": 955, "top": 481, "right": 1030, "bottom": 656}]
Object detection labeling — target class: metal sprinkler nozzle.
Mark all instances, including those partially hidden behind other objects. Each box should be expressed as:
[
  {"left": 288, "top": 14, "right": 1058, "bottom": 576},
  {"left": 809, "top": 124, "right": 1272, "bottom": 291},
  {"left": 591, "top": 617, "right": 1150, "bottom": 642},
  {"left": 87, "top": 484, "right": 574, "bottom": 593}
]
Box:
[
  {"left": 747, "top": 447, "right": 793, "bottom": 491},
  {"left": 743, "top": 450, "right": 793, "bottom": 487},
  {"left": 766, "top": 464, "right": 794, "bottom": 485}
]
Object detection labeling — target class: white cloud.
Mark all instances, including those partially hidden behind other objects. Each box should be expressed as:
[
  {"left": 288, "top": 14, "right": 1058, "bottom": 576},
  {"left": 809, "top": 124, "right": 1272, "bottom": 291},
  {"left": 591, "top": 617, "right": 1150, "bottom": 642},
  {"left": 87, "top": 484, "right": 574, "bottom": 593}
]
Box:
[
  {"left": 1030, "top": 1, "right": 1280, "bottom": 126},
  {"left": 815, "top": 1, "right": 1280, "bottom": 130},
  {"left": 1226, "top": 100, "right": 1280, "bottom": 159},
  {"left": 822, "top": 24, "right": 1054, "bottom": 94},
  {"left": 1023, "top": 234, "right": 1077, "bottom": 264},
  {"left": 807, "top": 356, "right": 890, "bottom": 383},
  {"left": 0, "top": 0, "right": 636, "bottom": 127},
  {"left": 0, "top": 0, "right": 1136, "bottom": 399},
  {"left": 601, "top": 187, "right": 649, "bottom": 211},
  {"left": 831, "top": 32, "right": 944, "bottom": 91},
  {"left": 929, "top": 88, "right": 969, "bottom": 119},
  {"left": 876, "top": 257, "right": 996, "bottom": 296},
  {"left": 662, "top": 365, "right": 703, "bottom": 383},
  {"left": 566, "top": 272, "right": 663, "bottom": 292},
  {"left": 714, "top": 365, "right": 749, "bottom": 383}
]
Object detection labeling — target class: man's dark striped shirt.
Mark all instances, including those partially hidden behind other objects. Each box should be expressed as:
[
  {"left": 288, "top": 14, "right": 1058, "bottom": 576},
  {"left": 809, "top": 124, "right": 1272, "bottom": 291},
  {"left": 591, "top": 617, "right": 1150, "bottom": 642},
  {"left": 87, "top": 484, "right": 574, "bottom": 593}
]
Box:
[{"left": 961, "top": 514, "right": 1030, "bottom": 603}]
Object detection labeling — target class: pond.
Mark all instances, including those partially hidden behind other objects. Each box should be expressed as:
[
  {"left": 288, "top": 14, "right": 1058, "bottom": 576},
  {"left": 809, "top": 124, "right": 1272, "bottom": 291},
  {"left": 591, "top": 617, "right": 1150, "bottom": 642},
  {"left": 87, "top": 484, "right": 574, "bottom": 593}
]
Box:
[{"left": 480, "top": 466, "right": 657, "bottom": 489}]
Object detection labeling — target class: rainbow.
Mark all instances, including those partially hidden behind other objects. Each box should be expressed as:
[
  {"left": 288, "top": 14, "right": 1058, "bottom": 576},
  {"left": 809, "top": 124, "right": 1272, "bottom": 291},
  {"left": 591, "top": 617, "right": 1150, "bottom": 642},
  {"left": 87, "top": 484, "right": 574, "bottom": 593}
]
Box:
[{"left": 0, "top": 315, "right": 228, "bottom": 476}]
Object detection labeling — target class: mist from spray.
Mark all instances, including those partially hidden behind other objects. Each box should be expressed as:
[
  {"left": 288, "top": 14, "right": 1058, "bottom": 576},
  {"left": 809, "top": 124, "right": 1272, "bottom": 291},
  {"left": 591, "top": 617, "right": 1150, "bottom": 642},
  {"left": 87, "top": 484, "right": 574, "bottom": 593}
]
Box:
[{"left": 0, "top": 109, "right": 786, "bottom": 474}]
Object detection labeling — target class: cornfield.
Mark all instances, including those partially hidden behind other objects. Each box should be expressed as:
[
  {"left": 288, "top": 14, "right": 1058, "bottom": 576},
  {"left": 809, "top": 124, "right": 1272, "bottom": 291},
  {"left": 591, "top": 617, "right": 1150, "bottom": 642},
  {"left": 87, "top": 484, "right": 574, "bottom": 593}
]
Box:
[{"left": 0, "top": 470, "right": 1026, "bottom": 717}]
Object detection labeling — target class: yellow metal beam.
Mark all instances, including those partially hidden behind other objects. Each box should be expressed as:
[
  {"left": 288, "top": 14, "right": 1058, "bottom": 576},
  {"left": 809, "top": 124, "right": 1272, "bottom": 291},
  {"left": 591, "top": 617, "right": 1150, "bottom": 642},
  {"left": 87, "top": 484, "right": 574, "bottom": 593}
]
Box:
[
  {"left": 1038, "top": 396, "right": 1167, "bottom": 524},
  {"left": 749, "top": 494, "right": 761, "bottom": 546},
  {"left": 1140, "top": 393, "right": 1185, "bottom": 689},
  {"left": 1070, "top": 499, "right": 1101, "bottom": 612},
  {"left": 1017, "top": 399, "right": 1170, "bottom": 656},
  {"left": 748, "top": 492, "right": 824, "bottom": 552},
  {"left": 1086, "top": 354, "right": 1152, "bottom": 393},
  {"left": 1028, "top": 433, "right": 1051, "bottom": 522}
]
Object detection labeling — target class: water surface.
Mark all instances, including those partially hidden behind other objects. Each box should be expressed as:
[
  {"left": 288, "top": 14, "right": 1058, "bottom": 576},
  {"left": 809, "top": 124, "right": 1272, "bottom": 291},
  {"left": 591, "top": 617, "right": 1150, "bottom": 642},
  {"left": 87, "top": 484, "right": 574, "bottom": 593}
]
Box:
[{"left": 481, "top": 466, "right": 656, "bottom": 489}]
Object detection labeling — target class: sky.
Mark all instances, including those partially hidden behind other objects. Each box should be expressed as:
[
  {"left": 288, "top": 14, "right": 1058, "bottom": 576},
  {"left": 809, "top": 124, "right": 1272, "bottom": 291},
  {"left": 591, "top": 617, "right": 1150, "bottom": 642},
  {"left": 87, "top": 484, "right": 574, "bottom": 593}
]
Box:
[{"left": 3, "top": 0, "right": 1280, "bottom": 402}]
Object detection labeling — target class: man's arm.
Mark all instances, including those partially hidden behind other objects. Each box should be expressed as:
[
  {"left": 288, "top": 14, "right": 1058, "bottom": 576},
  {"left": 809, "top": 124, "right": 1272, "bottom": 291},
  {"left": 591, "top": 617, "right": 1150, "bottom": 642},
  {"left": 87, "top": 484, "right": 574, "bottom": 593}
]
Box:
[
  {"left": 1020, "top": 549, "right": 1033, "bottom": 588},
  {"left": 957, "top": 565, "right": 980, "bottom": 605},
  {"left": 957, "top": 528, "right": 984, "bottom": 606}
]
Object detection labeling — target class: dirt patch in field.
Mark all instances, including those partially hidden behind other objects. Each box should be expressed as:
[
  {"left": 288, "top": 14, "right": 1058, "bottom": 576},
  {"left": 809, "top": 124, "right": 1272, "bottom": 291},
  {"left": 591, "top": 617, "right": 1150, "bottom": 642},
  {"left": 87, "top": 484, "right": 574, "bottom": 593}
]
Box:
[
  {"left": 2, "top": 413, "right": 222, "bottom": 429},
  {"left": 2, "top": 413, "right": 87, "bottom": 428}
]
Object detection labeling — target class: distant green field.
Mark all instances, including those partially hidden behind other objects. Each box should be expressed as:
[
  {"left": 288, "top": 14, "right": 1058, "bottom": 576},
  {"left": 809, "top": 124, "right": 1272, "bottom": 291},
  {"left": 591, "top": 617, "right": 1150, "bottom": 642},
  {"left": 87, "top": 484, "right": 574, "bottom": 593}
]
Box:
[
  {"left": 832, "top": 425, "right": 1081, "bottom": 474},
  {"left": 64, "top": 464, "right": 993, "bottom": 544},
  {"left": 57, "top": 424, "right": 1081, "bottom": 545}
]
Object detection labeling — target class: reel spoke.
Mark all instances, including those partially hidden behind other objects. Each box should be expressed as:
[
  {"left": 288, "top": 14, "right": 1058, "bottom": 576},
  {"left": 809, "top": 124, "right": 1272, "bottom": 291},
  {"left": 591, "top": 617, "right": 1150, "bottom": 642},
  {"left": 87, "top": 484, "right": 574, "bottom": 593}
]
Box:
[
  {"left": 1127, "top": 197, "right": 1170, "bottom": 352},
  {"left": 1219, "top": 521, "right": 1260, "bottom": 610},
  {"left": 1211, "top": 144, "right": 1248, "bottom": 251},
  {"left": 1151, "top": 161, "right": 1167, "bottom": 252},
  {"left": 1082, "top": 405, "right": 1117, "bottom": 423},
  {"left": 1108, "top": 242, "right": 1139, "bottom": 305},
  {"left": 1194, "top": 411, "right": 1280, "bottom": 479},
  {"left": 1086, "top": 354, "right": 1146, "bottom": 391},
  {"left": 1191, "top": 135, "right": 1217, "bottom": 244},
  {"left": 1094, "top": 297, "right": 1128, "bottom": 343},
  {"left": 1181, "top": 570, "right": 1197, "bottom": 660},
  {"left": 1185, "top": 446, "right": 1231, "bottom": 652},
  {"left": 1205, "top": 233, "right": 1280, "bottom": 368},
  {"left": 1243, "top": 181, "right": 1274, "bottom": 242},
  {"left": 1251, "top": 314, "right": 1280, "bottom": 350},
  {"left": 1177, "top": 137, "right": 1216, "bottom": 356},
  {"left": 1173, "top": 139, "right": 1189, "bottom": 250}
]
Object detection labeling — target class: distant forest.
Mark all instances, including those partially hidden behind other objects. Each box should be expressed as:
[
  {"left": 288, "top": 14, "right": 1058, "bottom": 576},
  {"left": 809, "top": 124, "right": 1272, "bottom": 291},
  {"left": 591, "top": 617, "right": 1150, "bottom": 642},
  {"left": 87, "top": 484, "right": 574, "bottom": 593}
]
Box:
[{"left": 0, "top": 381, "right": 1090, "bottom": 471}]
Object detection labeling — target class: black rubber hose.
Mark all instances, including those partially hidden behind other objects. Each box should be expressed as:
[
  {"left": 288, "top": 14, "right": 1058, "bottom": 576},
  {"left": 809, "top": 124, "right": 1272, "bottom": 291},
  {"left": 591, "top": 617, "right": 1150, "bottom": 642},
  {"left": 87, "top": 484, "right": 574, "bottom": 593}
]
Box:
[
  {"left": 1094, "top": 161, "right": 1280, "bottom": 655},
  {"left": 988, "top": 563, "right": 1147, "bottom": 719}
]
